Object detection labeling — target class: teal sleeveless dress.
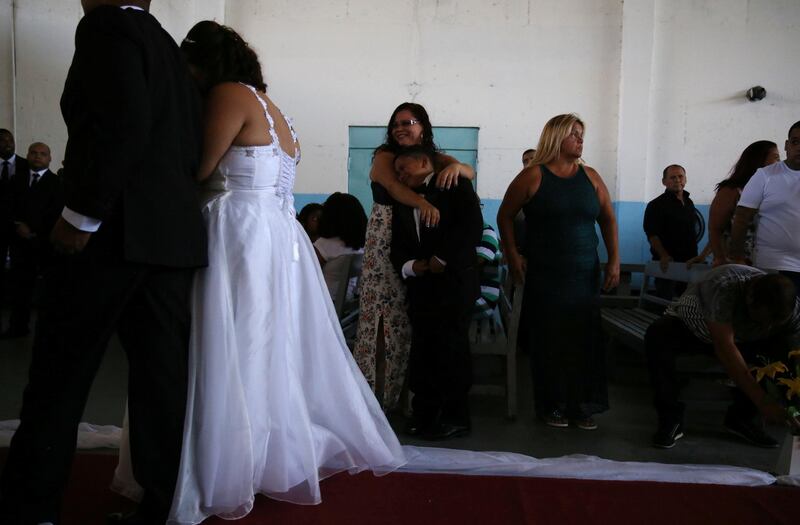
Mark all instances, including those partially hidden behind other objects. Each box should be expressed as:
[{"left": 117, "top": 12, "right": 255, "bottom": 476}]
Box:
[{"left": 522, "top": 164, "right": 608, "bottom": 418}]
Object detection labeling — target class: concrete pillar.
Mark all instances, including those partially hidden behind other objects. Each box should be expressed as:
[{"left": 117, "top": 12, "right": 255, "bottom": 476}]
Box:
[
  {"left": 616, "top": 0, "right": 656, "bottom": 204},
  {"left": 0, "top": 0, "right": 14, "bottom": 132}
]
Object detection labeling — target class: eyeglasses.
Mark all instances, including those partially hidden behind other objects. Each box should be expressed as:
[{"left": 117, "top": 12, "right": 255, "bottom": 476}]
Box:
[{"left": 390, "top": 119, "right": 420, "bottom": 129}]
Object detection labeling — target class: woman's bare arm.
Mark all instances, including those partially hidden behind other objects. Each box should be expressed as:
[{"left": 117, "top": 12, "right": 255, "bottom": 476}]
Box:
[
  {"left": 708, "top": 187, "right": 738, "bottom": 265},
  {"left": 196, "top": 83, "right": 249, "bottom": 181},
  {"left": 728, "top": 206, "right": 757, "bottom": 263},
  {"left": 586, "top": 167, "right": 620, "bottom": 291},
  {"left": 687, "top": 242, "right": 713, "bottom": 267},
  {"left": 497, "top": 167, "right": 539, "bottom": 284}
]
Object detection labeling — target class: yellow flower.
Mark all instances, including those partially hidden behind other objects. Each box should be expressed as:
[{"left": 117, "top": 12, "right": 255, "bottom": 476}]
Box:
[
  {"left": 751, "top": 361, "right": 788, "bottom": 382},
  {"left": 777, "top": 377, "right": 800, "bottom": 401}
]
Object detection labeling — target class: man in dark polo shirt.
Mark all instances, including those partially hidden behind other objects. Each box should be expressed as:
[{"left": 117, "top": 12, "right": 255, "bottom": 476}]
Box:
[
  {"left": 645, "top": 265, "right": 800, "bottom": 448},
  {"left": 643, "top": 164, "right": 702, "bottom": 298}
]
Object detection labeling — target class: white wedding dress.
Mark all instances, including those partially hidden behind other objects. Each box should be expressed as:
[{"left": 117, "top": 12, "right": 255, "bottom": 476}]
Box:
[{"left": 115, "top": 85, "right": 405, "bottom": 524}]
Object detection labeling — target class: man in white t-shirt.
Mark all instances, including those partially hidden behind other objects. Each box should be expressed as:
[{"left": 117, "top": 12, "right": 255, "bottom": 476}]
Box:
[{"left": 730, "top": 120, "right": 800, "bottom": 296}]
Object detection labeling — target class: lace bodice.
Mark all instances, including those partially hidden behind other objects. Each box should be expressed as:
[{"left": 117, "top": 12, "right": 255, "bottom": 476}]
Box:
[{"left": 202, "top": 84, "right": 300, "bottom": 211}]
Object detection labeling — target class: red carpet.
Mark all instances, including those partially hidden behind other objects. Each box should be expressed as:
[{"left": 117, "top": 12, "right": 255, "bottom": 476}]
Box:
[{"left": 0, "top": 449, "right": 796, "bottom": 524}]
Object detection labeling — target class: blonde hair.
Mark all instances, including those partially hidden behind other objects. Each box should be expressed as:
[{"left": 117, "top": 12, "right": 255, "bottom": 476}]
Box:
[{"left": 530, "top": 113, "right": 585, "bottom": 166}]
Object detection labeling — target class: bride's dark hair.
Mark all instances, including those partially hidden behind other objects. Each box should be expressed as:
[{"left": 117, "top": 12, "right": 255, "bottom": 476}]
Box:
[{"left": 180, "top": 21, "right": 267, "bottom": 93}]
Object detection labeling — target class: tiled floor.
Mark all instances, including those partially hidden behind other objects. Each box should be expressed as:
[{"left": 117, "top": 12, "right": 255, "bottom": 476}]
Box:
[{"left": 0, "top": 323, "right": 788, "bottom": 474}]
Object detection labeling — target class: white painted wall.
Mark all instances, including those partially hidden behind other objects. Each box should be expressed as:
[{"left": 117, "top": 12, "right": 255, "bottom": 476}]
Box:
[
  {"left": 641, "top": 0, "right": 800, "bottom": 203},
  {"left": 228, "top": 0, "right": 623, "bottom": 196},
  {"left": 9, "top": 0, "right": 80, "bottom": 169},
  {"left": 0, "top": 0, "right": 798, "bottom": 205},
  {"left": 617, "top": 0, "right": 657, "bottom": 204},
  {"left": 0, "top": 0, "right": 15, "bottom": 130}
]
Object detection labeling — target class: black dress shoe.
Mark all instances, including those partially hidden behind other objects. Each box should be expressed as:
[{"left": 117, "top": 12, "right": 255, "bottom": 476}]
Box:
[
  {"left": 404, "top": 422, "right": 421, "bottom": 436},
  {"left": 421, "top": 422, "right": 470, "bottom": 441},
  {"left": 404, "top": 415, "right": 429, "bottom": 436}
]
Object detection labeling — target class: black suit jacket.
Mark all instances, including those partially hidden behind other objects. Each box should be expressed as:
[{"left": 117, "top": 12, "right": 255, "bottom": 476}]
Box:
[
  {"left": 391, "top": 179, "right": 483, "bottom": 316},
  {"left": 0, "top": 155, "right": 28, "bottom": 227},
  {"left": 60, "top": 6, "right": 206, "bottom": 267},
  {"left": 13, "top": 169, "right": 63, "bottom": 239}
]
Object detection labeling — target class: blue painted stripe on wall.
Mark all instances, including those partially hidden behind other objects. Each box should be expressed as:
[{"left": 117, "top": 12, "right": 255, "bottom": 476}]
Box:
[
  {"left": 611, "top": 201, "right": 710, "bottom": 265},
  {"left": 293, "top": 193, "right": 710, "bottom": 266},
  {"left": 293, "top": 193, "right": 330, "bottom": 215}
]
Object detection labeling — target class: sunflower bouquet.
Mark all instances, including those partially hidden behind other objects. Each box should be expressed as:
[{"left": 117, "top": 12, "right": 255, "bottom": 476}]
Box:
[{"left": 752, "top": 349, "right": 800, "bottom": 431}]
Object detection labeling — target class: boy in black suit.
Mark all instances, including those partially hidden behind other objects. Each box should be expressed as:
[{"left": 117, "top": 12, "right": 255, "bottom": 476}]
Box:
[
  {"left": 390, "top": 145, "right": 483, "bottom": 440},
  {"left": 4, "top": 142, "right": 63, "bottom": 338}
]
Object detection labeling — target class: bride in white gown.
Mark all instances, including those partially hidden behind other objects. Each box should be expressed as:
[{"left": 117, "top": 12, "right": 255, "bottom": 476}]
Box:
[{"left": 114, "top": 21, "right": 405, "bottom": 524}]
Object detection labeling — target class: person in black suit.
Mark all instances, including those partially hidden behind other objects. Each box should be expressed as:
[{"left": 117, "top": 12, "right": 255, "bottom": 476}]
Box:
[
  {"left": 0, "top": 2, "right": 207, "bottom": 524},
  {"left": 0, "top": 129, "right": 28, "bottom": 329},
  {"left": 390, "top": 145, "right": 483, "bottom": 440},
  {"left": 3, "top": 143, "right": 63, "bottom": 338}
]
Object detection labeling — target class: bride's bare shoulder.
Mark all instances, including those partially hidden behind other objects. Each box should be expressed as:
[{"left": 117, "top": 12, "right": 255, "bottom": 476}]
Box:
[{"left": 204, "top": 83, "right": 261, "bottom": 121}]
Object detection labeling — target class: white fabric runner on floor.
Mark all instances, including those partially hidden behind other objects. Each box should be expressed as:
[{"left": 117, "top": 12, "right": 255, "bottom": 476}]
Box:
[
  {"left": 0, "top": 420, "right": 789, "bottom": 487},
  {"left": 0, "top": 419, "right": 121, "bottom": 449},
  {"left": 398, "top": 445, "right": 777, "bottom": 486}
]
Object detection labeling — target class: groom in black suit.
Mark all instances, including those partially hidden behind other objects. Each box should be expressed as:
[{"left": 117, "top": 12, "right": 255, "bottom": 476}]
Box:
[
  {"left": 390, "top": 146, "right": 483, "bottom": 440},
  {"left": 0, "top": 1, "right": 207, "bottom": 524}
]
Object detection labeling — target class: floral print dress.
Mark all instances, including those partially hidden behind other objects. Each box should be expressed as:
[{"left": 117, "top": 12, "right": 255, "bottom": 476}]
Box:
[{"left": 353, "top": 198, "right": 412, "bottom": 411}]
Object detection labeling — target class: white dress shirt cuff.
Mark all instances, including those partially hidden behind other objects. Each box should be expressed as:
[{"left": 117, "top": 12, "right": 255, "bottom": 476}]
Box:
[
  {"left": 62, "top": 207, "right": 102, "bottom": 233},
  {"left": 401, "top": 260, "right": 417, "bottom": 279}
]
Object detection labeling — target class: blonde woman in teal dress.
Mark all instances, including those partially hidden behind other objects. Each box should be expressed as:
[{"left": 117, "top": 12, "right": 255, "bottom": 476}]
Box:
[{"left": 497, "top": 113, "right": 619, "bottom": 430}]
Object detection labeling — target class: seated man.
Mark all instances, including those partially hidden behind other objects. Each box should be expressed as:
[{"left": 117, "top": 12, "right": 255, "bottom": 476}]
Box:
[
  {"left": 645, "top": 264, "right": 800, "bottom": 448},
  {"left": 643, "top": 164, "right": 701, "bottom": 298},
  {"left": 390, "top": 145, "right": 483, "bottom": 440}
]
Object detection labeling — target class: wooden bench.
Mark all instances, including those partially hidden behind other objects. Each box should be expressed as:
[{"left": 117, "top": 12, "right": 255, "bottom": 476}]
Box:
[
  {"left": 469, "top": 267, "right": 522, "bottom": 420},
  {"left": 601, "top": 261, "right": 710, "bottom": 352},
  {"left": 599, "top": 263, "right": 645, "bottom": 308},
  {"left": 467, "top": 263, "right": 647, "bottom": 419}
]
